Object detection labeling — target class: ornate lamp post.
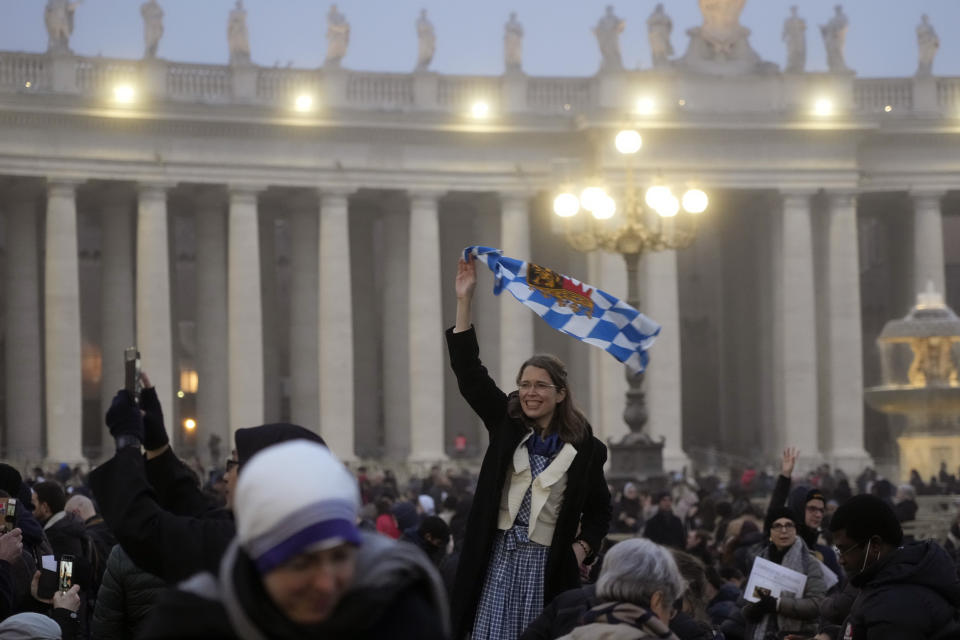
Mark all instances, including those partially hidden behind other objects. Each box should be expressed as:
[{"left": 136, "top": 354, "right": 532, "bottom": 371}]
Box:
[{"left": 552, "top": 129, "right": 708, "bottom": 477}]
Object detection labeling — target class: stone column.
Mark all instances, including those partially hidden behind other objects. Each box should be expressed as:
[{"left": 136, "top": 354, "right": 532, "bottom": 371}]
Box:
[
  {"left": 228, "top": 188, "right": 264, "bottom": 437},
  {"left": 408, "top": 192, "right": 446, "bottom": 463},
  {"left": 136, "top": 184, "right": 176, "bottom": 431},
  {"left": 912, "top": 192, "right": 946, "bottom": 297},
  {"left": 774, "top": 193, "right": 820, "bottom": 459},
  {"left": 318, "top": 190, "right": 355, "bottom": 460},
  {"left": 99, "top": 187, "right": 135, "bottom": 455},
  {"left": 821, "top": 192, "right": 872, "bottom": 469},
  {"left": 642, "top": 248, "right": 689, "bottom": 472},
  {"left": 44, "top": 180, "right": 83, "bottom": 463},
  {"left": 4, "top": 186, "right": 44, "bottom": 462},
  {"left": 381, "top": 200, "right": 411, "bottom": 460},
  {"left": 498, "top": 193, "right": 535, "bottom": 387},
  {"left": 195, "top": 190, "right": 230, "bottom": 460},
  {"left": 288, "top": 197, "right": 320, "bottom": 431}
]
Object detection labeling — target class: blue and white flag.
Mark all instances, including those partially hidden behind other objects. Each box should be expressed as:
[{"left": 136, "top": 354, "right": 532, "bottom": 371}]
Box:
[{"left": 465, "top": 246, "right": 660, "bottom": 373}]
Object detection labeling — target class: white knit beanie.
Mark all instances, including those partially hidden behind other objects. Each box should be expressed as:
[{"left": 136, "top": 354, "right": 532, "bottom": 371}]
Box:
[{"left": 235, "top": 440, "right": 362, "bottom": 574}]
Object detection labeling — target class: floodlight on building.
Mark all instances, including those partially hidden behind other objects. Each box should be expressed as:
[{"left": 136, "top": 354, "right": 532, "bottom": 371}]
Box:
[
  {"left": 553, "top": 192, "right": 580, "bottom": 217},
  {"left": 183, "top": 418, "right": 197, "bottom": 431},
  {"left": 471, "top": 101, "right": 490, "bottom": 119},
  {"left": 113, "top": 84, "right": 136, "bottom": 104},
  {"left": 294, "top": 94, "right": 314, "bottom": 112},
  {"left": 814, "top": 98, "right": 834, "bottom": 116},
  {"left": 678, "top": 99, "right": 687, "bottom": 107},
  {"left": 177, "top": 390, "right": 185, "bottom": 399},
  {"left": 24, "top": 81, "right": 32, "bottom": 89},
  {"left": 884, "top": 105, "right": 893, "bottom": 113},
  {"left": 635, "top": 97, "right": 655, "bottom": 116},
  {"left": 615, "top": 129, "right": 643, "bottom": 155}
]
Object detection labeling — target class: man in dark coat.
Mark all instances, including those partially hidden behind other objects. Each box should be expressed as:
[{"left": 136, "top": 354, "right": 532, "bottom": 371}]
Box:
[
  {"left": 89, "top": 384, "right": 326, "bottom": 584},
  {"left": 827, "top": 494, "right": 960, "bottom": 639},
  {"left": 643, "top": 492, "right": 686, "bottom": 549},
  {"left": 446, "top": 325, "right": 612, "bottom": 639}
]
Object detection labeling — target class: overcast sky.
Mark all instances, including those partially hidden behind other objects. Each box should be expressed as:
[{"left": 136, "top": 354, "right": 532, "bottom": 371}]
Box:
[{"left": 1, "top": 1, "right": 957, "bottom": 78}]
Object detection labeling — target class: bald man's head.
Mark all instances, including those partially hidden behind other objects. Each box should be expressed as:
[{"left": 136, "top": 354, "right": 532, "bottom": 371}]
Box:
[{"left": 64, "top": 494, "right": 96, "bottom": 521}]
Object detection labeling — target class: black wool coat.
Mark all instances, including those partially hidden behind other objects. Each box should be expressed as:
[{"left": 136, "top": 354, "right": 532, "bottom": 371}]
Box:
[{"left": 446, "top": 327, "right": 611, "bottom": 639}]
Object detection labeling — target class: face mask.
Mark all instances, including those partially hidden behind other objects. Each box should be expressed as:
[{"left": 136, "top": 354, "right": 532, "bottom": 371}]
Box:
[{"left": 861, "top": 539, "right": 872, "bottom": 573}]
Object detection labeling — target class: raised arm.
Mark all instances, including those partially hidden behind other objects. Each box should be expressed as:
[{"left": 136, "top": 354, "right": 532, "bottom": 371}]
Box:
[
  {"left": 454, "top": 254, "right": 476, "bottom": 333},
  {"left": 446, "top": 253, "right": 508, "bottom": 428}
]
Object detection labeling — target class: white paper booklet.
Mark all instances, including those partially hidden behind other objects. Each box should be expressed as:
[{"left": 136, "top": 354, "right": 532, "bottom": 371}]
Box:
[{"left": 744, "top": 556, "right": 808, "bottom": 602}]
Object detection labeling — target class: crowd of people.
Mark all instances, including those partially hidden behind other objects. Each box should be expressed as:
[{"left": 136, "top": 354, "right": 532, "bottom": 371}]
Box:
[{"left": 0, "top": 254, "right": 957, "bottom": 638}]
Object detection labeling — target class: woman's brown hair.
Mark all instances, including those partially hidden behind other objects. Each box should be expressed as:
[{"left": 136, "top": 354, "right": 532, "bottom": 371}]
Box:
[{"left": 506, "top": 353, "right": 589, "bottom": 444}]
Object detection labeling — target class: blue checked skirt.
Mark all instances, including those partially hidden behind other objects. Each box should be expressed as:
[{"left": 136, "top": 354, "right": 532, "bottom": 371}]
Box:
[{"left": 471, "top": 452, "right": 553, "bottom": 640}]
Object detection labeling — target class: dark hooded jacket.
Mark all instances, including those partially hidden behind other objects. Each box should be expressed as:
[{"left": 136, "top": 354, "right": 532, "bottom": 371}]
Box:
[
  {"left": 89, "top": 423, "right": 324, "bottom": 584},
  {"left": 446, "top": 327, "right": 611, "bottom": 639},
  {"left": 137, "top": 533, "right": 448, "bottom": 640},
  {"left": 839, "top": 540, "right": 960, "bottom": 640}
]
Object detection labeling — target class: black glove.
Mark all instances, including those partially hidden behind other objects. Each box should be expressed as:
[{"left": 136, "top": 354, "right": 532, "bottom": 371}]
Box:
[
  {"left": 106, "top": 390, "right": 144, "bottom": 444},
  {"left": 140, "top": 387, "right": 169, "bottom": 450},
  {"left": 757, "top": 593, "right": 778, "bottom": 614}
]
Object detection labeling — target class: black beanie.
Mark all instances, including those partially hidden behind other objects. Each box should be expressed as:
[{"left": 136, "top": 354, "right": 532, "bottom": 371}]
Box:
[
  {"left": 235, "top": 423, "right": 326, "bottom": 468},
  {"left": 805, "top": 488, "right": 826, "bottom": 505},
  {"left": 765, "top": 506, "right": 800, "bottom": 534},
  {"left": 0, "top": 465, "right": 22, "bottom": 498}
]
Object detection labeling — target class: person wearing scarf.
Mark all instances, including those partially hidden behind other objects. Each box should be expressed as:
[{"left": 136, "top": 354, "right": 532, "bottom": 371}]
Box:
[{"left": 742, "top": 507, "right": 827, "bottom": 640}]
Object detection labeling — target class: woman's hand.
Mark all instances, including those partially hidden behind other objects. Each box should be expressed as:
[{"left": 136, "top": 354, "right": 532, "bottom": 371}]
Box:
[
  {"left": 781, "top": 446, "right": 799, "bottom": 478},
  {"left": 455, "top": 255, "right": 477, "bottom": 301}
]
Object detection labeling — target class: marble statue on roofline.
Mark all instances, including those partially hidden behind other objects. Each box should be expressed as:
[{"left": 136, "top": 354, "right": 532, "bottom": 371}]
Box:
[
  {"left": 782, "top": 5, "right": 806, "bottom": 73},
  {"left": 593, "top": 5, "right": 625, "bottom": 73},
  {"left": 916, "top": 14, "right": 939, "bottom": 78},
  {"left": 228, "top": 0, "right": 251, "bottom": 65},
  {"left": 504, "top": 12, "right": 523, "bottom": 74},
  {"left": 325, "top": 4, "right": 350, "bottom": 68},
  {"left": 678, "top": 0, "right": 773, "bottom": 75},
  {"left": 415, "top": 9, "right": 435, "bottom": 72},
  {"left": 647, "top": 4, "right": 674, "bottom": 69},
  {"left": 820, "top": 5, "right": 850, "bottom": 73},
  {"left": 141, "top": 0, "right": 164, "bottom": 59},
  {"left": 45, "top": 0, "right": 82, "bottom": 54}
]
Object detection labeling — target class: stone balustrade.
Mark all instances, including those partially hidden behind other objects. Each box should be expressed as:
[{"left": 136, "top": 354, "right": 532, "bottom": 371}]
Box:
[{"left": 0, "top": 51, "right": 958, "bottom": 118}]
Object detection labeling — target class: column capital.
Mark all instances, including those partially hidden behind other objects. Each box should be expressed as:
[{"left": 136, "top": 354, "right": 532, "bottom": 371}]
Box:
[
  {"left": 910, "top": 190, "right": 946, "bottom": 207},
  {"left": 46, "top": 179, "right": 83, "bottom": 197},
  {"left": 823, "top": 190, "right": 858, "bottom": 209},
  {"left": 780, "top": 190, "right": 815, "bottom": 210},
  {"left": 408, "top": 189, "right": 445, "bottom": 205},
  {"left": 228, "top": 186, "right": 263, "bottom": 207},
  {"left": 498, "top": 189, "right": 538, "bottom": 204},
  {"left": 138, "top": 182, "right": 174, "bottom": 200}
]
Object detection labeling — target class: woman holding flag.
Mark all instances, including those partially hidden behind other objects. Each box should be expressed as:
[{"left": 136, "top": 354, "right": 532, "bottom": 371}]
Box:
[{"left": 446, "top": 253, "right": 611, "bottom": 640}]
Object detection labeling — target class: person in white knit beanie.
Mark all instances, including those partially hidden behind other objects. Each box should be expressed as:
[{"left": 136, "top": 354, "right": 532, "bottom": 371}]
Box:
[{"left": 137, "top": 440, "right": 451, "bottom": 640}]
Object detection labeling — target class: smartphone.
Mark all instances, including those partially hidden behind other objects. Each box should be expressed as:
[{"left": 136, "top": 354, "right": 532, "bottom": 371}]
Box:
[
  {"left": 3, "top": 498, "right": 16, "bottom": 533},
  {"left": 58, "top": 555, "right": 73, "bottom": 592},
  {"left": 124, "top": 347, "right": 141, "bottom": 403}
]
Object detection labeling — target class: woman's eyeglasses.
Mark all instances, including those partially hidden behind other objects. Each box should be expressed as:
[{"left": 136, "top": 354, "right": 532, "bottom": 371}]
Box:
[
  {"left": 518, "top": 381, "right": 557, "bottom": 392},
  {"left": 770, "top": 522, "right": 796, "bottom": 531},
  {"left": 225, "top": 458, "right": 239, "bottom": 471}
]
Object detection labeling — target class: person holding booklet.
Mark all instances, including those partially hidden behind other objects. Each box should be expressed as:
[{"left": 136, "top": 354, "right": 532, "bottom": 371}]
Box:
[{"left": 741, "top": 507, "right": 827, "bottom": 640}]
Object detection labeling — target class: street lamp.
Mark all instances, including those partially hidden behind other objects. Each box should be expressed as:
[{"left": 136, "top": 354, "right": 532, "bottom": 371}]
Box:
[{"left": 552, "top": 129, "right": 708, "bottom": 472}]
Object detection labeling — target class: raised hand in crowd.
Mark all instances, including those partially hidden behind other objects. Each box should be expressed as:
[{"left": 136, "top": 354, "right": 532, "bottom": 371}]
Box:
[
  {"left": 781, "top": 446, "right": 799, "bottom": 478},
  {"left": 139, "top": 371, "right": 170, "bottom": 457},
  {"left": 0, "top": 528, "right": 22, "bottom": 564},
  {"left": 105, "top": 389, "right": 144, "bottom": 448},
  {"left": 454, "top": 254, "right": 477, "bottom": 332}
]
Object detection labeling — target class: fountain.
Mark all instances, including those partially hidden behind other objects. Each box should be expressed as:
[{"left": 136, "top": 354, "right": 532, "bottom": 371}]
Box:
[{"left": 865, "top": 283, "right": 960, "bottom": 482}]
